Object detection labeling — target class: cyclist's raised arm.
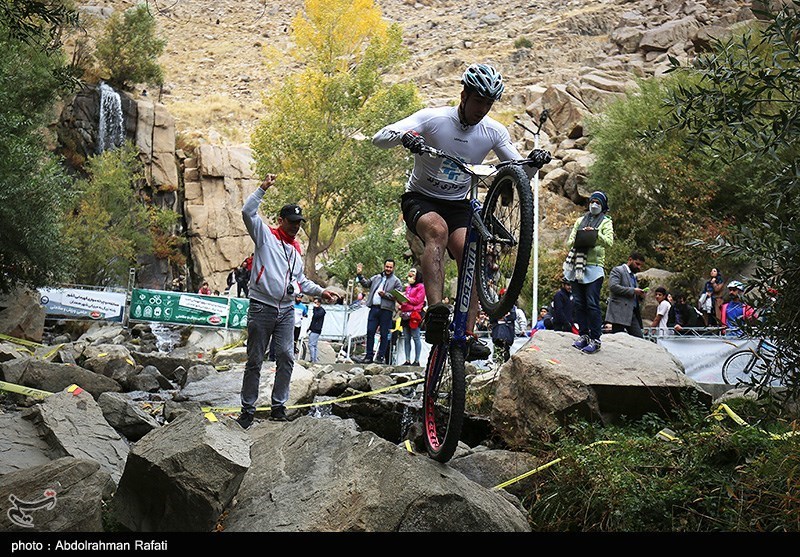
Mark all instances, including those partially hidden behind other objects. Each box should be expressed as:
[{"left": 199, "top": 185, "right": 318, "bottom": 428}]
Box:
[{"left": 372, "top": 108, "right": 437, "bottom": 149}]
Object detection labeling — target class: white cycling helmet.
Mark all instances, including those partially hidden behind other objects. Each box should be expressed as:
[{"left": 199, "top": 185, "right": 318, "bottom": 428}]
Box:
[
  {"left": 727, "top": 280, "right": 745, "bottom": 290},
  {"left": 461, "top": 63, "right": 505, "bottom": 100}
]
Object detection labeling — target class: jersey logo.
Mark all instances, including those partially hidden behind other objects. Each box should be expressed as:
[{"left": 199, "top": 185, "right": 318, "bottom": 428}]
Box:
[{"left": 441, "top": 158, "right": 463, "bottom": 181}]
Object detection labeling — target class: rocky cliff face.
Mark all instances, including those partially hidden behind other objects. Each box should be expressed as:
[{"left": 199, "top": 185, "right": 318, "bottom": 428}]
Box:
[{"left": 63, "top": 0, "right": 781, "bottom": 292}]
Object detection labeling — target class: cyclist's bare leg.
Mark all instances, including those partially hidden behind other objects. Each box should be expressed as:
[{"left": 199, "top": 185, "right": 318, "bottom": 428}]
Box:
[
  {"left": 415, "top": 212, "right": 449, "bottom": 305},
  {"left": 447, "top": 227, "right": 479, "bottom": 333}
]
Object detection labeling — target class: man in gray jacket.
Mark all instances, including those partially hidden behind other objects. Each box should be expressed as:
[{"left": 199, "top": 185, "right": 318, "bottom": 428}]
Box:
[
  {"left": 356, "top": 260, "right": 402, "bottom": 364},
  {"left": 605, "top": 252, "right": 646, "bottom": 338},
  {"left": 237, "top": 174, "right": 338, "bottom": 429}
]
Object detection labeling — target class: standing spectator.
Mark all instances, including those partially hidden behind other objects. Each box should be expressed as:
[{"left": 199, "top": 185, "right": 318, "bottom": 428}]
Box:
[
  {"left": 490, "top": 306, "right": 516, "bottom": 363},
  {"left": 226, "top": 269, "right": 236, "bottom": 295},
  {"left": 292, "top": 293, "right": 308, "bottom": 355},
  {"left": 605, "top": 252, "right": 647, "bottom": 338},
  {"left": 673, "top": 292, "right": 701, "bottom": 335},
  {"left": 514, "top": 306, "right": 529, "bottom": 336},
  {"left": 721, "top": 280, "right": 756, "bottom": 338},
  {"left": 699, "top": 268, "right": 726, "bottom": 326},
  {"left": 198, "top": 281, "right": 212, "bottom": 295},
  {"left": 651, "top": 286, "right": 672, "bottom": 337},
  {"left": 551, "top": 277, "right": 575, "bottom": 333},
  {"left": 399, "top": 267, "right": 426, "bottom": 366},
  {"left": 355, "top": 259, "right": 403, "bottom": 364},
  {"left": 565, "top": 190, "right": 615, "bottom": 353},
  {"left": 235, "top": 263, "right": 250, "bottom": 298},
  {"left": 237, "top": 173, "right": 338, "bottom": 429},
  {"left": 307, "top": 297, "right": 326, "bottom": 363}
]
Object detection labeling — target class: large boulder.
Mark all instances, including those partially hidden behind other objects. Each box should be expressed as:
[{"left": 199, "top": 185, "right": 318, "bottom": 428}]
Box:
[
  {"left": 23, "top": 389, "right": 129, "bottom": 485},
  {"left": 491, "top": 331, "right": 712, "bottom": 449},
  {"left": 179, "top": 362, "right": 315, "bottom": 412},
  {"left": 130, "top": 349, "right": 208, "bottom": 382},
  {"left": 111, "top": 413, "right": 251, "bottom": 532},
  {"left": 0, "top": 457, "right": 112, "bottom": 532},
  {"left": 0, "top": 413, "right": 52, "bottom": 475},
  {"left": 97, "top": 392, "right": 161, "bottom": 442},
  {"left": 0, "top": 286, "right": 45, "bottom": 343},
  {"left": 1, "top": 358, "right": 122, "bottom": 399},
  {"left": 449, "top": 448, "right": 541, "bottom": 499},
  {"left": 81, "top": 343, "right": 137, "bottom": 385},
  {"left": 222, "top": 417, "right": 530, "bottom": 532}
]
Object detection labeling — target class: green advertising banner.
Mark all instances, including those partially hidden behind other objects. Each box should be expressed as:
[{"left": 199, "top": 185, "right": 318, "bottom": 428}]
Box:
[
  {"left": 129, "top": 289, "right": 240, "bottom": 328},
  {"left": 227, "top": 297, "right": 249, "bottom": 330}
]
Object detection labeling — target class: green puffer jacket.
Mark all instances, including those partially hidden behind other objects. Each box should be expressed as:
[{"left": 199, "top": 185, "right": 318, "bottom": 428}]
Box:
[{"left": 567, "top": 214, "right": 614, "bottom": 267}]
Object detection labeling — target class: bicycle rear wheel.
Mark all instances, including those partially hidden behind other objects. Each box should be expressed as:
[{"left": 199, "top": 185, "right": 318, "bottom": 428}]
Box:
[
  {"left": 721, "top": 351, "right": 754, "bottom": 385},
  {"left": 476, "top": 165, "right": 534, "bottom": 320},
  {"left": 422, "top": 343, "right": 466, "bottom": 463}
]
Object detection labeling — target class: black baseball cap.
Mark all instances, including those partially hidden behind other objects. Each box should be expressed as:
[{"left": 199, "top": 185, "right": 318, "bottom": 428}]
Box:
[{"left": 279, "top": 204, "right": 305, "bottom": 222}]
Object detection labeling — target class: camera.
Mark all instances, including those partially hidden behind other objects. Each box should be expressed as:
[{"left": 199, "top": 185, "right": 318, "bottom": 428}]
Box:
[{"left": 286, "top": 284, "right": 294, "bottom": 296}]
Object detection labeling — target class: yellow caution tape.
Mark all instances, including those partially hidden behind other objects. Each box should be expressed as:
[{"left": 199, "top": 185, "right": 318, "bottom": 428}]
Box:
[
  {"left": 200, "top": 378, "right": 424, "bottom": 414},
  {"left": 216, "top": 339, "right": 245, "bottom": 353},
  {"left": 126, "top": 357, "right": 135, "bottom": 366},
  {"left": 215, "top": 365, "right": 231, "bottom": 371},
  {"left": 711, "top": 403, "right": 799, "bottom": 440},
  {"left": 40, "top": 344, "right": 64, "bottom": 361},
  {"left": 97, "top": 353, "right": 107, "bottom": 358},
  {"left": 656, "top": 428, "right": 680, "bottom": 442},
  {"left": 0, "top": 333, "right": 44, "bottom": 348},
  {"left": 204, "top": 412, "right": 218, "bottom": 422},
  {"left": 404, "top": 440, "right": 413, "bottom": 453},
  {"left": 0, "top": 380, "right": 53, "bottom": 399},
  {"left": 493, "top": 440, "right": 617, "bottom": 491}
]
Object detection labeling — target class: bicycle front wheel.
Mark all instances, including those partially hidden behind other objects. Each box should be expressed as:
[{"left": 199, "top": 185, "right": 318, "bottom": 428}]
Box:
[
  {"left": 721, "top": 351, "right": 754, "bottom": 385},
  {"left": 476, "top": 165, "right": 534, "bottom": 320},
  {"left": 422, "top": 343, "right": 466, "bottom": 463}
]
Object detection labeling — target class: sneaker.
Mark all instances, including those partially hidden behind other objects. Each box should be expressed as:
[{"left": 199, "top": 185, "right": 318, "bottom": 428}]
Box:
[
  {"left": 402, "top": 361, "right": 411, "bottom": 366},
  {"left": 236, "top": 412, "right": 254, "bottom": 430},
  {"left": 572, "top": 335, "right": 590, "bottom": 350},
  {"left": 581, "top": 339, "right": 601, "bottom": 354},
  {"left": 466, "top": 336, "right": 491, "bottom": 362},
  {"left": 269, "top": 406, "right": 288, "bottom": 422},
  {"left": 412, "top": 361, "right": 420, "bottom": 367},
  {"left": 424, "top": 302, "right": 452, "bottom": 345}
]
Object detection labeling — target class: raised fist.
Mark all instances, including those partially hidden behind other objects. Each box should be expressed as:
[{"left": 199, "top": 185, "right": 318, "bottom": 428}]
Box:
[
  {"left": 401, "top": 130, "right": 425, "bottom": 154},
  {"left": 526, "top": 149, "right": 552, "bottom": 168}
]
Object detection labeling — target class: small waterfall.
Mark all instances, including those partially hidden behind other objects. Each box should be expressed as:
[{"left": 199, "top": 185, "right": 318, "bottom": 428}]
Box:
[
  {"left": 149, "top": 323, "right": 182, "bottom": 353},
  {"left": 96, "top": 82, "right": 124, "bottom": 154}
]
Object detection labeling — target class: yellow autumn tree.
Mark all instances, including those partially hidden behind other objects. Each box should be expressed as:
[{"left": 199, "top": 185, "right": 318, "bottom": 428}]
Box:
[{"left": 250, "top": 0, "right": 421, "bottom": 282}]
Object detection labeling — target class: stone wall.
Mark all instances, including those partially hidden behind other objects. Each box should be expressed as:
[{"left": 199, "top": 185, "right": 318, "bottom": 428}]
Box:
[{"left": 183, "top": 145, "right": 259, "bottom": 293}]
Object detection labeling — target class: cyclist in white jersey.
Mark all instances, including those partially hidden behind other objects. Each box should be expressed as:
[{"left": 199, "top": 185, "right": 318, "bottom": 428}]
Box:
[{"left": 373, "top": 63, "right": 551, "bottom": 360}]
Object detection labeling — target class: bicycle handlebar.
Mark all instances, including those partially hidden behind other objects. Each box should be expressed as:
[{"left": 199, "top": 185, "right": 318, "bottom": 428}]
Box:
[{"left": 417, "top": 144, "right": 544, "bottom": 177}]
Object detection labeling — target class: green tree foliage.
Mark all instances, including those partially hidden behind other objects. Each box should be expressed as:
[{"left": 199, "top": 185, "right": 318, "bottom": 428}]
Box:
[
  {"left": 586, "top": 78, "right": 758, "bottom": 285},
  {"left": 250, "top": 0, "right": 422, "bottom": 282},
  {"left": 0, "top": 0, "right": 78, "bottom": 52},
  {"left": 95, "top": 3, "right": 165, "bottom": 90},
  {"left": 324, "top": 206, "right": 409, "bottom": 283},
  {"left": 0, "top": 13, "right": 76, "bottom": 293},
  {"left": 62, "top": 142, "right": 169, "bottom": 286},
  {"left": 662, "top": 3, "right": 799, "bottom": 399}
]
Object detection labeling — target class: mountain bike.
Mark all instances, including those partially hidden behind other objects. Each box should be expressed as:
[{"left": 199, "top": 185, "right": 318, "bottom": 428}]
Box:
[
  {"left": 413, "top": 127, "right": 548, "bottom": 462},
  {"left": 721, "top": 338, "right": 775, "bottom": 387}
]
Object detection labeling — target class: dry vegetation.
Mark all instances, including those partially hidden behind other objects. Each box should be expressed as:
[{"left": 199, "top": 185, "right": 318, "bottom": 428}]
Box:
[{"left": 77, "top": 0, "right": 626, "bottom": 144}]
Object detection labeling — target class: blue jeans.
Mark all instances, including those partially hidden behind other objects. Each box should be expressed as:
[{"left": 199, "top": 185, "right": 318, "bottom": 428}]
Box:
[
  {"left": 366, "top": 306, "right": 393, "bottom": 361},
  {"left": 403, "top": 325, "right": 421, "bottom": 363},
  {"left": 308, "top": 331, "right": 321, "bottom": 362},
  {"left": 240, "top": 300, "right": 295, "bottom": 414},
  {"left": 571, "top": 277, "right": 603, "bottom": 341}
]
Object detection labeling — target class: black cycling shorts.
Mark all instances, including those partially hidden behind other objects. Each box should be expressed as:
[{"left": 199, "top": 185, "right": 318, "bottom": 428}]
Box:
[{"left": 401, "top": 191, "right": 472, "bottom": 238}]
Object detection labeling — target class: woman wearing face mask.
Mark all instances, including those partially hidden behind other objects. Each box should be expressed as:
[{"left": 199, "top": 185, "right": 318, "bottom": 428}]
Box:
[
  {"left": 563, "top": 191, "right": 614, "bottom": 354},
  {"left": 398, "top": 267, "right": 426, "bottom": 366}
]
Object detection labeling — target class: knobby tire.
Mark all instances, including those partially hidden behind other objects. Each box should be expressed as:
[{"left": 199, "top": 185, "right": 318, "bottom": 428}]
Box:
[
  {"left": 476, "top": 165, "right": 534, "bottom": 320},
  {"left": 423, "top": 343, "right": 466, "bottom": 463}
]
